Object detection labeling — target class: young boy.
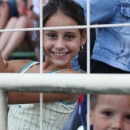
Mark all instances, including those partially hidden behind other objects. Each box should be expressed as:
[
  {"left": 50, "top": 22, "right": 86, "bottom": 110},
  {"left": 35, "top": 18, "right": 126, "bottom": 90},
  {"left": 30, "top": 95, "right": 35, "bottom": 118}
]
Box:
[{"left": 90, "top": 94, "right": 130, "bottom": 130}]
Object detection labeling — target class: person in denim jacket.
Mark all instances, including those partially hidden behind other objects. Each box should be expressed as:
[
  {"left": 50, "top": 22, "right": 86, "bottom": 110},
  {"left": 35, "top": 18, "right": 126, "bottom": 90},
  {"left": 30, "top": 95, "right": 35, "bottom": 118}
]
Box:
[
  {"left": 76, "top": 0, "right": 130, "bottom": 73},
  {"left": 90, "top": 0, "right": 130, "bottom": 73}
]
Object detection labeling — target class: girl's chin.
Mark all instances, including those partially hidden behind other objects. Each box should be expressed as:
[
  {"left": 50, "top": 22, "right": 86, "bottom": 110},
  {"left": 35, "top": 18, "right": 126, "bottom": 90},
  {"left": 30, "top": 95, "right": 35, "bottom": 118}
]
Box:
[{"left": 53, "top": 61, "right": 68, "bottom": 67}]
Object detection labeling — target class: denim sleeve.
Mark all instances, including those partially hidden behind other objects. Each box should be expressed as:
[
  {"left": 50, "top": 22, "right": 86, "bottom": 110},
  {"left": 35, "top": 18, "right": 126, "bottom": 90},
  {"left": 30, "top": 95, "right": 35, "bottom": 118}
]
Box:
[
  {"left": 75, "top": 0, "right": 119, "bottom": 24},
  {"left": 90, "top": 0, "right": 119, "bottom": 24}
]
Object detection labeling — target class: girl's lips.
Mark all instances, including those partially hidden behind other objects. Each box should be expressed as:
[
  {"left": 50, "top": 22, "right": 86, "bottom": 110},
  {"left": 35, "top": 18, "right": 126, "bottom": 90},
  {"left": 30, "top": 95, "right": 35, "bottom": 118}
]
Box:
[
  {"left": 51, "top": 52, "right": 69, "bottom": 59},
  {"left": 54, "top": 52, "right": 67, "bottom": 56}
]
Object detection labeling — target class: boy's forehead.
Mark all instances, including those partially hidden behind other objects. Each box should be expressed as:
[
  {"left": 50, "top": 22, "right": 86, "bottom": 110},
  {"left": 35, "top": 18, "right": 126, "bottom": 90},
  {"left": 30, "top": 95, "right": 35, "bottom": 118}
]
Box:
[
  {"left": 97, "top": 95, "right": 130, "bottom": 105},
  {"left": 93, "top": 95, "right": 130, "bottom": 114}
]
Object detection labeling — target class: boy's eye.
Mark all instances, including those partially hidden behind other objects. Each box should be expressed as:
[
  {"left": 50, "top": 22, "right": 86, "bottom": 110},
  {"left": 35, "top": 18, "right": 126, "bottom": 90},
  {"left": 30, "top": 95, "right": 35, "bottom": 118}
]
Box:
[
  {"left": 126, "top": 115, "right": 130, "bottom": 120},
  {"left": 103, "top": 111, "right": 112, "bottom": 117}
]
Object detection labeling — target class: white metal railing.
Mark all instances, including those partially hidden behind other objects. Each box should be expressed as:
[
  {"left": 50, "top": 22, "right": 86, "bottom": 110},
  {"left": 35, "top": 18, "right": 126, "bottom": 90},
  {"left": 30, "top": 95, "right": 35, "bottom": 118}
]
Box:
[
  {"left": 1, "top": 74, "right": 130, "bottom": 94},
  {"left": 1, "top": 74, "right": 130, "bottom": 129}
]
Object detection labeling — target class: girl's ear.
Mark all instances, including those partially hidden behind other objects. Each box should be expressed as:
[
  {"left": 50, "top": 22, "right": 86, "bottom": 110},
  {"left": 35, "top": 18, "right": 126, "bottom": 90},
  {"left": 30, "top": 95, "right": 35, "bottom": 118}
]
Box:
[
  {"left": 86, "top": 110, "right": 94, "bottom": 126},
  {"left": 80, "top": 29, "right": 87, "bottom": 46}
]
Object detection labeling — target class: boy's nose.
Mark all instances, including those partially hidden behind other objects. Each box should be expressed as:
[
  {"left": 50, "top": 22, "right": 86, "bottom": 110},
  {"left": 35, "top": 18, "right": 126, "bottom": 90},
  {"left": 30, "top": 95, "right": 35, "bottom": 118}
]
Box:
[{"left": 111, "top": 118, "right": 123, "bottom": 130}]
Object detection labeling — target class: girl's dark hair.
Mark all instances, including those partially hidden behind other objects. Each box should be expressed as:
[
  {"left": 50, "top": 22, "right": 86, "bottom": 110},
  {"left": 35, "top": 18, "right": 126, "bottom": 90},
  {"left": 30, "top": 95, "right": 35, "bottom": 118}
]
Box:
[
  {"left": 35, "top": 0, "right": 86, "bottom": 55},
  {"left": 42, "top": 0, "right": 86, "bottom": 29}
]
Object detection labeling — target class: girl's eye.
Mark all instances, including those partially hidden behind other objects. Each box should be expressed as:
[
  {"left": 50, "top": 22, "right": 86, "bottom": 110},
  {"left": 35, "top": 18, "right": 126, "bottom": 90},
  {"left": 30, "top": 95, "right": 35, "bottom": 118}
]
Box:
[
  {"left": 47, "top": 33, "right": 57, "bottom": 38},
  {"left": 65, "top": 34, "right": 75, "bottom": 40},
  {"left": 103, "top": 111, "right": 112, "bottom": 117}
]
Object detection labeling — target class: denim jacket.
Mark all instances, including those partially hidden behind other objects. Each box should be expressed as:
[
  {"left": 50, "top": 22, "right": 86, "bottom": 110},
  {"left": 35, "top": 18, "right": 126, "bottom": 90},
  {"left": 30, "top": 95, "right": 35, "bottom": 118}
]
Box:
[{"left": 76, "top": 0, "right": 130, "bottom": 71}]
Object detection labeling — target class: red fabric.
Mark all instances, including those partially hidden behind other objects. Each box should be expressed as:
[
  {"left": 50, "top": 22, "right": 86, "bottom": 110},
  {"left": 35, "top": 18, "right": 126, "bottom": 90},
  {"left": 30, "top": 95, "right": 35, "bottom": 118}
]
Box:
[
  {"left": 20, "top": 5, "right": 30, "bottom": 15},
  {"left": 78, "top": 94, "right": 84, "bottom": 104}
]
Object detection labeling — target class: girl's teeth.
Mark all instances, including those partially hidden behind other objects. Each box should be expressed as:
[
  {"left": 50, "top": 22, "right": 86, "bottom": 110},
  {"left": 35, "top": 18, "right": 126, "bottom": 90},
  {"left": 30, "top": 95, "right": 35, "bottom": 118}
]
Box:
[{"left": 54, "top": 53, "right": 66, "bottom": 56}]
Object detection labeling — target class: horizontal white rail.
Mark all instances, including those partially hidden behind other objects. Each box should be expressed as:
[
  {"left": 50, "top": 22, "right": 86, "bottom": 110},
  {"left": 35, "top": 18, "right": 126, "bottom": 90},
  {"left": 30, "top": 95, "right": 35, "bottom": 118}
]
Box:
[
  {"left": 0, "top": 74, "right": 130, "bottom": 94},
  {"left": 1, "top": 23, "right": 130, "bottom": 32}
]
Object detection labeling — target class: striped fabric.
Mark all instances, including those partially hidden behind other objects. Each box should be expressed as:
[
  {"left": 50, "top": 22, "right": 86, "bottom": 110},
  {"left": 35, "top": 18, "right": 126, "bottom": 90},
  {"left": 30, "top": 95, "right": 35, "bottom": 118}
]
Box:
[{"left": 8, "top": 61, "right": 77, "bottom": 130}]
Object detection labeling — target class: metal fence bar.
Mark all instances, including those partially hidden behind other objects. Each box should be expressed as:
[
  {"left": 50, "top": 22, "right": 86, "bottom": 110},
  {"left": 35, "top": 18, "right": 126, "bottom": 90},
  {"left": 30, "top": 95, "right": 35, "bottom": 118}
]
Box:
[
  {"left": 87, "top": 0, "right": 90, "bottom": 74},
  {"left": 87, "top": 94, "right": 90, "bottom": 130},
  {"left": 0, "top": 89, "right": 7, "bottom": 130},
  {"left": 39, "top": 0, "right": 44, "bottom": 129},
  {"left": 0, "top": 74, "right": 130, "bottom": 94},
  {"left": 1, "top": 23, "right": 130, "bottom": 32},
  {"left": 86, "top": 0, "right": 91, "bottom": 129}
]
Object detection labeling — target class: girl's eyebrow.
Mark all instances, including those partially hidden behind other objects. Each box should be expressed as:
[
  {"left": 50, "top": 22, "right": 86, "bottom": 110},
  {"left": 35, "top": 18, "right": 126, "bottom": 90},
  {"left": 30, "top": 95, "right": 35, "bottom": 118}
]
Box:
[
  {"left": 45, "top": 30, "right": 56, "bottom": 32},
  {"left": 45, "top": 30, "right": 78, "bottom": 34},
  {"left": 67, "top": 31, "right": 77, "bottom": 34}
]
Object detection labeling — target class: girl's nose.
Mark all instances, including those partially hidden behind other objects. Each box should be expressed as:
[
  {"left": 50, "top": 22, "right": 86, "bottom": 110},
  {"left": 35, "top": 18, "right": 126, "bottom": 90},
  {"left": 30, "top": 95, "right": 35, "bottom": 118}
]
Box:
[{"left": 55, "top": 38, "right": 65, "bottom": 50}]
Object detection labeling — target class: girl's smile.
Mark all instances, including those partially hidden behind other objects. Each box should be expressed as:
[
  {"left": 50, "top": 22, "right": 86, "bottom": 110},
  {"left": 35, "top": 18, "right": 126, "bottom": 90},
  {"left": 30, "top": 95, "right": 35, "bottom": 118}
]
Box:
[{"left": 51, "top": 52, "right": 69, "bottom": 59}]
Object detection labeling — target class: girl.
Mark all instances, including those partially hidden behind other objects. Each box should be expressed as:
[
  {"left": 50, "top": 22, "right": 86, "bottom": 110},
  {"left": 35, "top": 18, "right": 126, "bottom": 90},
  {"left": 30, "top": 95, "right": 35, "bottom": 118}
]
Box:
[{"left": 0, "top": 0, "right": 86, "bottom": 129}]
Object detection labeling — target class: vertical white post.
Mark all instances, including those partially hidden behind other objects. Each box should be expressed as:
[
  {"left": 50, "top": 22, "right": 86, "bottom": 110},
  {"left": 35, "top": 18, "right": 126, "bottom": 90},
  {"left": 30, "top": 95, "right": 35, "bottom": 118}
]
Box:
[
  {"left": 87, "top": 94, "right": 90, "bottom": 130},
  {"left": 87, "top": 0, "right": 90, "bottom": 129},
  {"left": 39, "top": 0, "right": 43, "bottom": 130},
  {"left": 87, "top": 0, "right": 90, "bottom": 74},
  {"left": 0, "top": 89, "right": 7, "bottom": 130}
]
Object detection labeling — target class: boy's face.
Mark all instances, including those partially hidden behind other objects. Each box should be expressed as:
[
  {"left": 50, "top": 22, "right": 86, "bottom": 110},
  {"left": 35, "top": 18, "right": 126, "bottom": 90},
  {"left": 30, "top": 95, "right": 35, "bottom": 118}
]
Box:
[{"left": 90, "top": 95, "right": 130, "bottom": 130}]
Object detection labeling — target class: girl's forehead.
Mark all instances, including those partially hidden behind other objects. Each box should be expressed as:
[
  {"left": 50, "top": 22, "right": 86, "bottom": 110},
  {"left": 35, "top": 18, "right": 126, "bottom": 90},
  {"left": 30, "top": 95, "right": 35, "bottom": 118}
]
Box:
[
  {"left": 44, "top": 12, "right": 78, "bottom": 27},
  {"left": 44, "top": 29, "right": 80, "bottom": 35}
]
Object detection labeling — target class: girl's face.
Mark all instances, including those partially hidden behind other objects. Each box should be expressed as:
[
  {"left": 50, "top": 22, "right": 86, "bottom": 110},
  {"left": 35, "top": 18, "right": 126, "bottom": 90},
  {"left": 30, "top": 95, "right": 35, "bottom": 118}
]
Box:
[
  {"left": 90, "top": 95, "right": 130, "bottom": 130},
  {"left": 43, "top": 12, "right": 86, "bottom": 67}
]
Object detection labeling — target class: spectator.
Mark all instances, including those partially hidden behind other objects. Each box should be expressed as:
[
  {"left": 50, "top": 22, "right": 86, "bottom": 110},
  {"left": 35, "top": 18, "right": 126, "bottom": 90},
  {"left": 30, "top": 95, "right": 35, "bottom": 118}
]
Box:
[
  {"left": 0, "top": 0, "right": 20, "bottom": 32},
  {"left": 89, "top": 0, "right": 130, "bottom": 73},
  {"left": 0, "top": 0, "right": 9, "bottom": 35},
  {"left": 90, "top": 94, "right": 130, "bottom": 130},
  {"left": 0, "top": 0, "right": 38, "bottom": 60}
]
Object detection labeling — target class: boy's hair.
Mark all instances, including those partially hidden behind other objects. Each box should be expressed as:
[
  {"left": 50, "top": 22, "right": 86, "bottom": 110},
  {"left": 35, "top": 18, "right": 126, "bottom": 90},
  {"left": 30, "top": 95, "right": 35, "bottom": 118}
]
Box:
[{"left": 90, "top": 94, "right": 100, "bottom": 110}]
